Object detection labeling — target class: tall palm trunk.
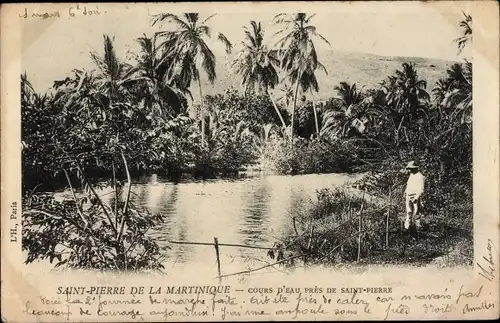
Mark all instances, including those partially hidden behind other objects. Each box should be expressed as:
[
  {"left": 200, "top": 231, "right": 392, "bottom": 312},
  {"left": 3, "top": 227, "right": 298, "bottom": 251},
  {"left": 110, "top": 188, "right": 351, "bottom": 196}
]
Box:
[
  {"left": 198, "top": 78, "right": 205, "bottom": 147},
  {"left": 267, "top": 89, "right": 287, "bottom": 130},
  {"left": 291, "top": 75, "right": 300, "bottom": 147},
  {"left": 310, "top": 88, "right": 319, "bottom": 135}
]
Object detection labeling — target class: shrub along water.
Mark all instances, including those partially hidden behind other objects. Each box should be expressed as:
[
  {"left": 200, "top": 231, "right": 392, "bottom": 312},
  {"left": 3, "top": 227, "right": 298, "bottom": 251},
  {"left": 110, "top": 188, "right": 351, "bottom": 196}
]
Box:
[
  {"left": 22, "top": 155, "right": 166, "bottom": 272},
  {"left": 267, "top": 188, "right": 392, "bottom": 266},
  {"left": 270, "top": 176, "right": 472, "bottom": 267},
  {"left": 260, "top": 136, "right": 360, "bottom": 175}
]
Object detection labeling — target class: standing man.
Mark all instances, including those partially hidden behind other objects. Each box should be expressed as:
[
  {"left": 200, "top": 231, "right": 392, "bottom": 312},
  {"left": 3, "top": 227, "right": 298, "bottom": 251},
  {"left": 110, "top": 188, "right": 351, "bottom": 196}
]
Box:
[{"left": 404, "top": 161, "right": 425, "bottom": 230}]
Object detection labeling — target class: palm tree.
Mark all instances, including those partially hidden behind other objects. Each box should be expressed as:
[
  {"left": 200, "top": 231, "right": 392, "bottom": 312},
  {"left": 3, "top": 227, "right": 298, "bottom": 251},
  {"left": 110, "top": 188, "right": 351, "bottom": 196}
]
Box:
[
  {"left": 433, "top": 63, "right": 466, "bottom": 106},
  {"left": 297, "top": 68, "right": 325, "bottom": 135},
  {"left": 320, "top": 82, "right": 370, "bottom": 139},
  {"left": 334, "top": 82, "right": 363, "bottom": 107},
  {"left": 21, "top": 72, "right": 36, "bottom": 109},
  {"left": 382, "top": 63, "right": 430, "bottom": 145},
  {"left": 89, "top": 35, "right": 135, "bottom": 104},
  {"left": 54, "top": 35, "right": 133, "bottom": 112},
  {"left": 275, "top": 81, "right": 294, "bottom": 112},
  {"left": 273, "top": 13, "right": 330, "bottom": 142},
  {"left": 386, "top": 63, "right": 430, "bottom": 110},
  {"left": 455, "top": 11, "right": 472, "bottom": 54},
  {"left": 434, "top": 62, "right": 472, "bottom": 124},
  {"left": 21, "top": 72, "right": 49, "bottom": 142},
  {"left": 152, "top": 13, "right": 232, "bottom": 146},
  {"left": 233, "top": 21, "right": 286, "bottom": 129},
  {"left": 432, "top": 79, "right": 450, "bottom": 106},
  {"left": 129, "top": 34, "right": 189, "bottom": 118}
]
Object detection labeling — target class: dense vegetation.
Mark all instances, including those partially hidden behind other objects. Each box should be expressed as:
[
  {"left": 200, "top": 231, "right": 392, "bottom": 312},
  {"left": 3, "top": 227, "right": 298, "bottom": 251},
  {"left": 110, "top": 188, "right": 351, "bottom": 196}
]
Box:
[{"left": 21, "top": 12, "right": 472, "bottom": 270}]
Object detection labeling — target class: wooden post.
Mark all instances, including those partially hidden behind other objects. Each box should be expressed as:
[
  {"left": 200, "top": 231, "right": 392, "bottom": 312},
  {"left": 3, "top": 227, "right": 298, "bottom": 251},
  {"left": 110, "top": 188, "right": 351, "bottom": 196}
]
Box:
[
  {"left": 385, "top": 209, "right": 390, "bottom": 249},
  {"left": 357, "top": 192, "right": 365, "bottom": 263},
  {"left": 385, "top": 191, "right": 391, "bottom": 249},
  {"left": 214, "top": 237, "right": 221, "bottom": 282},
  {"left": 304, "top": 220, "right": 314, "bottom": 265},
  {"left": 357, "top": 212, "right": 362, "bottom": 262}
]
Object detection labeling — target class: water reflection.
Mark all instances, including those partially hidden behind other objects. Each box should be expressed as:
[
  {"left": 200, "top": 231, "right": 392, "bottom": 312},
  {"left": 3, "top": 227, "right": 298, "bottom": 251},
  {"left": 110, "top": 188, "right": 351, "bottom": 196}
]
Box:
[
  {"left": 147, "top": 184, "right": 178, "bottom": 248},
  {"left": 237, "top": 177, "right": 271, "bottom": 261},
  {"left": 92, "top": 172, "right": 364, "bottom": 270},
  {"left": 240, "top": 178, "right": 270, "bottom": 241}
]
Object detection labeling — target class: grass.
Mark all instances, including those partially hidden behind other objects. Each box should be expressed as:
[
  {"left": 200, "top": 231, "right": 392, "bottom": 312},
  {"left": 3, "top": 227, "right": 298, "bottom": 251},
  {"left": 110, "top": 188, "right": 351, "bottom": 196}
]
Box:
[
  {"left": 364, "top": 202, "right": 473, "bottom": 267},
  {"left": 272, "top": 181, "right": 473, "bottom": 268}
]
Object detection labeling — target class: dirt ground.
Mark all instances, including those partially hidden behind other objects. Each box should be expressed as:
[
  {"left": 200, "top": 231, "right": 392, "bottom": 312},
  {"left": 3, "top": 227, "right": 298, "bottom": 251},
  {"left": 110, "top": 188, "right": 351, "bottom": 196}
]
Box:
[{"left": 356, "top": 202, "right": 473, "bottom": 268}]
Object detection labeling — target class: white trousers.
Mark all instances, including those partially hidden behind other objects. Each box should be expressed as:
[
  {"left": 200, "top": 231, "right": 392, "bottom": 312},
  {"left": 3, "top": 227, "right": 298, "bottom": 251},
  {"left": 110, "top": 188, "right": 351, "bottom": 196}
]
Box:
[{"left": 405, "top": 195, "right": 423, "bottom": 228}]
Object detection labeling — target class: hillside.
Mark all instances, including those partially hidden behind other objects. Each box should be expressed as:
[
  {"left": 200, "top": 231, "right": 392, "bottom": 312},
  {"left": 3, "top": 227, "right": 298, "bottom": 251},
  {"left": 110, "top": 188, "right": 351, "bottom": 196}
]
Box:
[{"left": 201, "top": 50, "right": 459, "bottom": 101}]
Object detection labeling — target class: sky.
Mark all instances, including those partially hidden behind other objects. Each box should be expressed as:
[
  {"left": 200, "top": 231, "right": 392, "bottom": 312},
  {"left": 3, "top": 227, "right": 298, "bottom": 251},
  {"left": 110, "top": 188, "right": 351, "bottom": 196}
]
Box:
[{"left": 19, "top": 2, "right": 473, "bottom": 93}]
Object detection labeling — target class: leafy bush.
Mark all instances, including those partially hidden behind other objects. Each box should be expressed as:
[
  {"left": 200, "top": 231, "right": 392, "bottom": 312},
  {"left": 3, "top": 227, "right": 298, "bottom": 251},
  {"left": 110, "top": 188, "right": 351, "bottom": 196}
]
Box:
[
  {"left": 270, "top": 188, "right": 390, "bottom": 265},
  {"left": 310, "top": 188, "right": 366, "bottom": 220},
  {"left": 23, "top": 190, "right": 165, "bottom": 271},
  {"left": 204, "top": 89, "right": 290, "bottom": 135},
  {"left": 260, "top": 136, "right": 359, "bottom": 175}
]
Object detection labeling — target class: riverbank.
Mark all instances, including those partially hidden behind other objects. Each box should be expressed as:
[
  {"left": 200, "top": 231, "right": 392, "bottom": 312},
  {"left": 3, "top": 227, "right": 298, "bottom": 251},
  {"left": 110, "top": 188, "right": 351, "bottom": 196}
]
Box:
[{"left": 270, "top": 168, "right": 473, "bottom": 268}]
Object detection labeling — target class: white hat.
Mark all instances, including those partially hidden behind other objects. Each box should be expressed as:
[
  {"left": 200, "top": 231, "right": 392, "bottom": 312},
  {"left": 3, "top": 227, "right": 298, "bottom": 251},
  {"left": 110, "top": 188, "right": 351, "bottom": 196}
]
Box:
[{"left": 406, "top": 161, "right": 419, "bottom": 169}]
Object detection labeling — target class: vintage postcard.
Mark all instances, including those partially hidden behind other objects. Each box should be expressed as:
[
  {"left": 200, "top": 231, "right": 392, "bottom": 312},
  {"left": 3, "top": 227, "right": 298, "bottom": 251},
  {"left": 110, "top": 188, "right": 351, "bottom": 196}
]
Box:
[{"left": 1, "top": 1, "right": 499, "bottom": 321}]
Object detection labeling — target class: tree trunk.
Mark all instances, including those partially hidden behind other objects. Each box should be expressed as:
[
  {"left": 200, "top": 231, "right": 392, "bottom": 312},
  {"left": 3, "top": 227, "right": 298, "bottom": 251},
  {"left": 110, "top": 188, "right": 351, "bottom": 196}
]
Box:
[
  {"left": 395, "top": 115, "right": 405, "bottom": 146},
  {"left": 112, "top": 160, "right": 118, "bottom": 227},
  {"left": 198, "top": 78, "right": 205, "bottom": 147},
  {"left": 310, "top": 88, "right": 319, "bottom": 135},
  {"left": 292, "top": 76, "right": 300, "bottom": 147},
  {"left": 118, "top": 151, "right": 132, "bottom": 242},
  {"left": 268, "top": 89, "right": 287, "bottom": 130}
]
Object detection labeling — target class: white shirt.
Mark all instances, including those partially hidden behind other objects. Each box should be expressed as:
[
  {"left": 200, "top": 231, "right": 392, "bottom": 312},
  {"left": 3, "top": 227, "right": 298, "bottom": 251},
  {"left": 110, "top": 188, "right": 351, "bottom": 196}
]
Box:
[{"left": 405, "top": 172, "right": 425, "bottom": 197}]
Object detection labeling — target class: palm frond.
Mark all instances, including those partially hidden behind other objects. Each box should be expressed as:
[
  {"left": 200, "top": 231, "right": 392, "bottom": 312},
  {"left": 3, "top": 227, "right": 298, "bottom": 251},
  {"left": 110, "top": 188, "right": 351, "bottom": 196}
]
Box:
[
  {"left": 152, "top": 13, "right": 189, "bottom": 29},
  {"left": 272, "top": 13, "right": 289, "bottom": 23},
  {"left": 198, "top": 41, "right": 217, "bottom": 83},
  {"left": 201, "top": 13, "right": 217, "bottom": 25},
  {"left": 184, "top": 13, "right": 199, "bottom": 25},
  {"left": 454, "top": 12, "right": 472, "bottom": 54},
  {"left": 217, "top": 32, "right": 232, "bottom": 54},
  {"left": 197, "top": 25, "right": 212, "bottom": 38},
  {"left": 305, "top": 13, "right": 316, "bottom": 23}
]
